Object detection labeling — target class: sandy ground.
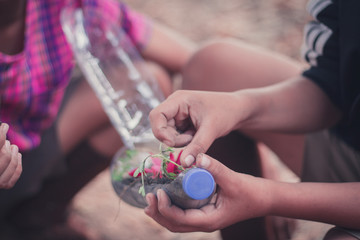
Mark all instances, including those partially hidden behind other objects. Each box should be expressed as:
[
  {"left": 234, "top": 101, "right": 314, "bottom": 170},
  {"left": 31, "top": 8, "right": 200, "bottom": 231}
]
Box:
[{"left": 70, "top": 1, "right": 334, "bottom": 239}]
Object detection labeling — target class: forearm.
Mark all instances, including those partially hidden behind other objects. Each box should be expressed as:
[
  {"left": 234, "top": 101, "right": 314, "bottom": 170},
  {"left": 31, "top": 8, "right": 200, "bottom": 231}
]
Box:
[
  {"left": 141, "top": 21, "right": 196, "bottom": 73},
  {"left": 235, "top": 75, "right": 342, "bottom": 133},
  {"left": 269, "top": 181, "right": 360, "bottom": 229}
]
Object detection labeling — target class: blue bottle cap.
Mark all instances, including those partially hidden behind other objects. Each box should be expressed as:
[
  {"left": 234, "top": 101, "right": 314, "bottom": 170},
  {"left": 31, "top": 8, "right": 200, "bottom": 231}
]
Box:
[{"left": 182, "top": 168, "right": 215, "bottom": 200}]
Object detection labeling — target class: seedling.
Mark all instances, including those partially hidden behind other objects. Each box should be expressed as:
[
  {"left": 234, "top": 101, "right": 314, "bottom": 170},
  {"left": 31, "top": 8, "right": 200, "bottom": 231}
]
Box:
[{"left": 131, "top": 145, "right": 185, "bottom": 197}]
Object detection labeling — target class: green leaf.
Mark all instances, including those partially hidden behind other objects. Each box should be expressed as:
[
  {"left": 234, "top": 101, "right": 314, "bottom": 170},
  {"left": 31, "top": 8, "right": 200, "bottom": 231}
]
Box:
[
  {"left": 133, "top": 168, "right": 141, "bottom": 177},
  {"left": 167, "top": 172, "right": 177, "bottom": 177},
  {"left": 138, "top": 186, "right": 145, "bottom": 197},
  {"left": 165, "top": 172, "right": 177, "bottom": 179},
  {"left": 165, "top": 147, "right": 174, "bottom": 153}
]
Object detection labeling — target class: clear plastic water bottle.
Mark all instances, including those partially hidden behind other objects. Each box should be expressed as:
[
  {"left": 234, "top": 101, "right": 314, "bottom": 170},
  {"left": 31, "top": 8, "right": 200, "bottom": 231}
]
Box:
[
  {"left": 61, "top": 4, "right": 215, "bottom": 209},
  {"left": 61, "top": 5, "right": 163, "bottom": 147}
]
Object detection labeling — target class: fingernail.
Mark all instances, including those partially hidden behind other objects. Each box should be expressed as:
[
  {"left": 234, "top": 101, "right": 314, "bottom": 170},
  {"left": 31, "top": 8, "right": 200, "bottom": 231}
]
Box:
[
  {"left": 5, "top": 140, "right": 10, "bottom": 149},
  {"left": 156, "top": 189, "right": 162, "bottom": 201},
  {"left": 18, "top": 153, "right": 22, "bottom": 165},
  {"left": 1, "top": 123, "right": 9, "bottom": 134},
  {"left": 199, "top": 154, "right": 210, "bottom": 169},
  {"left": 11, "top": 145, "right": 18, "bottom": 155},
  {"left": 184, "top": 155, "right": 195, "bottom": 167},
  {"left": 145, "top": 194, "right": 151, "bottom": 205}
]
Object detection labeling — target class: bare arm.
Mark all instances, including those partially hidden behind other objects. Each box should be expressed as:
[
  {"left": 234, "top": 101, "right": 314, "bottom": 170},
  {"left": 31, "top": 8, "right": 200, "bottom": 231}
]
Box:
[
  {"left": 270, "top": 181, "right": 360, "bottom": 229},
  {"left": 145, "top": 154, "right": 360, "bottom": 232},
  {"left": 140, "top": 21, "right": 196, "bottom": 73},
  {"left": 150, "top": 75, "right": 342, "bottom": 164},
  {"left": 235, "top": 75, "right": 342, "bottom": 133}
]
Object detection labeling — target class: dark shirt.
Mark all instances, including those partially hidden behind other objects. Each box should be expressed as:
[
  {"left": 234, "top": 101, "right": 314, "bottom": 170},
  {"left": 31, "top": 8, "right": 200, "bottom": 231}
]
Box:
[{"left": 302, "top": 0, "right": 360, "bottom": 150}]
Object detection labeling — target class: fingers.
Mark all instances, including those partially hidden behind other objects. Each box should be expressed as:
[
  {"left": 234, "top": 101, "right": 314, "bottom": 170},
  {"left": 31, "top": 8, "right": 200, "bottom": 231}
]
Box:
[
  {"left": 7, "top": 152, "right": 22, "bottom": 188},
  {"left": 0, "top": 123, "right": 9, "bottom": 148},
  {"left": 180, "top": 123, "right": 216, "bottom": 167},
  {"left": 0, "top": 140, "right": 23, "bottom": 189},
  {"left": 144, "top": 193, "right": 160, "bottom": 220},
  {"left": 149, "top": 90, "right": 222, "bottom": 166},
  {"left": 180, "top": 124, "right": 217, "bottom": 167},
  {"left": 195, "top": 153, "right": 233, "bottom": 187},
  {"left": 149, "top": 91, "right": 196, "bottom": 147},
  {"left": 144, "top": 191, "right": 182, "bottom": 231},
  {"left": 151, "top": 124, "right": 193, "bottom": 148},
  {"left": 149, "top": 102, "right": 181, "bottom": 147},
  {"left": 145, "top": 190, "right": 218, "bottom": 232},
  {"left": 0, "top": 140, "right": 12, "bottom": 173}
]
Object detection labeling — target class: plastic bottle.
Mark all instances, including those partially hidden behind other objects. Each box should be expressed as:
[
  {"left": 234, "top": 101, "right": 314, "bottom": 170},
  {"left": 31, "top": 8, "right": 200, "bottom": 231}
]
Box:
[
  {"left": 61, "top": 4, "right": 216, "bottom": 209},
  {"left": 61, "top": 5, "right": 163, "bottom": 148},
  {"left": 112, "top": 154, "right": 216, "bottom": 209}
]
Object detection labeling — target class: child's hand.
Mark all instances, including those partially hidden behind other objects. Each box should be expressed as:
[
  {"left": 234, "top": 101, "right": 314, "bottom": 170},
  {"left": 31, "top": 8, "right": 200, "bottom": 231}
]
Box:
[
  {"left": 149, "top": 90, "right": 245, "bottom": 166},
  {"left": 0, "top": 123, "right": 22, "bottom": 189},
  {"left": 144, "top": 153, "right": 273, "bottom": 232}
]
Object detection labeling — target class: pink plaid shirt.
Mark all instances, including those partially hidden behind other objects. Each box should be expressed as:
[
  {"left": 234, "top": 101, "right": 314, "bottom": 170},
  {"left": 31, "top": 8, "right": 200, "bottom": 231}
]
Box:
[{"left": 0, "top": 0, "right": 151, "bottom": 151}]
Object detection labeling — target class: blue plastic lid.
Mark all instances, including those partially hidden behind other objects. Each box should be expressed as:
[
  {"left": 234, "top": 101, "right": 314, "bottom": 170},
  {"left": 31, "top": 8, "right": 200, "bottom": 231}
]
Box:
[{"left": 182, "top": 168, "right": 215, "bottom": 200}]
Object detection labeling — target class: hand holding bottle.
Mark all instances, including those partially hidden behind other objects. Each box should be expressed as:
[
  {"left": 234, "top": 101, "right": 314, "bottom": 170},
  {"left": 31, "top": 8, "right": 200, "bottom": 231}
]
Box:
[
  {"left": 0, "top": 122, "right": 22, "bottom": 189},
  {"left": 144, "top": 153, "right": 273, "bottom": 232}
]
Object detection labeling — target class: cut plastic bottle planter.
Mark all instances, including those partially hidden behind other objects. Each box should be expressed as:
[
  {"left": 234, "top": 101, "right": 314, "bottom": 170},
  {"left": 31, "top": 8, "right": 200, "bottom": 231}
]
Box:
[{"left": 61, "top": 5, "right": 215, "bottom": 209}]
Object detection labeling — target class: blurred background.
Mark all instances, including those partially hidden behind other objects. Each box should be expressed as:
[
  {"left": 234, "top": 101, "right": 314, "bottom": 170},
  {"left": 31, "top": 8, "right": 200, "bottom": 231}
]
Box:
[
  {"left": 69, "top": 1, "right": 333, "bottom": 239},
  {"left": 125, "top": 0, "right": 308, "bottom": 60}
]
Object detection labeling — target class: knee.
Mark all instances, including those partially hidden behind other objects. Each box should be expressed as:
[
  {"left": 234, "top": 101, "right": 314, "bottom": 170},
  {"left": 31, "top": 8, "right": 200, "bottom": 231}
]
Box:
[
  {"left": 145, "top": 61, "right": 172, "bottom": 97},
  {"left": 323, "top": 227, "right": 358, "bottom": 240},
  {"left": 88, "top": 125, "right": 123, "bottom": 157},
  {"left": 181, "top": 38, "right": 240, "bottom": 89}
]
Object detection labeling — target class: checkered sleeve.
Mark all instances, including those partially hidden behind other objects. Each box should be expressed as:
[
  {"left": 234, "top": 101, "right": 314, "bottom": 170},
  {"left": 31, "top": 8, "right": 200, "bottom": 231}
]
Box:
[{"left": 119, "top": 2, "right": 153, "bottom": 50}]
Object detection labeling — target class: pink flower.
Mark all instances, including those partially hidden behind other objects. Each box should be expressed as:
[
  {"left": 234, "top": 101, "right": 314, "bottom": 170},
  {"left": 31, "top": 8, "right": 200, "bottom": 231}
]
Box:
[
  {"left": 128, "top": 150, "right": 186, "bottom": 178},
  {"left": 149, "top": 157, "right": 163, "bottom": 178},
  {"left": 166, "top": 150, "right": 183, "bottom": 174}
]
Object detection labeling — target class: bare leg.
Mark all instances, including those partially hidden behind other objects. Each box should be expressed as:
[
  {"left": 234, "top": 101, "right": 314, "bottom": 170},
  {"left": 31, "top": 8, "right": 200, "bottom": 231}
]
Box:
[{"left": 56, "top": 78, "right": 118, "bottom": 156}]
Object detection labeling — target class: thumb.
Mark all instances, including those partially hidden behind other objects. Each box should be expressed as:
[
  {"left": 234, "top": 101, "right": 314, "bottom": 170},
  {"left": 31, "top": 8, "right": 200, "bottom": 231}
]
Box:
[
  {"left": 195, "top": 153, "right": 233, "bottom": 187},
  {"left": 180, "top": 124, "right": 216, "bottom": 167}
]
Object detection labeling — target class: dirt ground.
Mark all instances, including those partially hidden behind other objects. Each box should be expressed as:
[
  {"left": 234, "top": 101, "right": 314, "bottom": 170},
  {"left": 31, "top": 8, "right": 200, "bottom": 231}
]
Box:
[{"left": 70, "top": 1, "right": 334, "bottom": 239}]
